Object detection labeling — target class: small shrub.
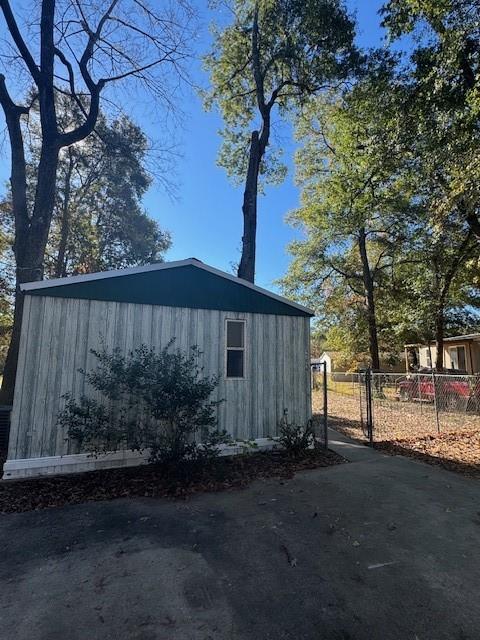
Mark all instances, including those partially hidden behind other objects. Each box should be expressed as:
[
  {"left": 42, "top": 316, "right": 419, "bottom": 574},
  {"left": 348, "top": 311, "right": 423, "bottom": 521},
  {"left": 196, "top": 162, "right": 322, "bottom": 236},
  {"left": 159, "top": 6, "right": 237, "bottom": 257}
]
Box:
[
  {"left": 58, "top": 340, "right": 225, "bottom": 469},
  {"left": 278, "top": 421, "right": 314, "bottom": 457},
  {"left": 61, "top": 395, "right": 132, "bottom": 455}
]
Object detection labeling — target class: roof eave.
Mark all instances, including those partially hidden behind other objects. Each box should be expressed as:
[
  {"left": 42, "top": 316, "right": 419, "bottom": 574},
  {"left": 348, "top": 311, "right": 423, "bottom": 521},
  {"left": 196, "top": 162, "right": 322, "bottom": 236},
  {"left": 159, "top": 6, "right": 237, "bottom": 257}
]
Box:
[{"left": 20, "top": 259, "right": 315, "bottom": 317}]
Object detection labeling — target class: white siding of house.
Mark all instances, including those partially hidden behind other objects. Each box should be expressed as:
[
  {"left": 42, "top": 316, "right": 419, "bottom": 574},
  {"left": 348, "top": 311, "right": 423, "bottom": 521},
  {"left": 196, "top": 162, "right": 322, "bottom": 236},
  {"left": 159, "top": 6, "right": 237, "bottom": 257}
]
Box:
[
  {"left": 418, "top": 345, "right": 436, "bottom": 368},
  {"left": 418, "top": 342, "right": 480, "bottom": 373},
  {"left": 7, "top": 295, "right": 311, "bottom": 462},
  {"left": 318, "top": 352, "right": 333, "bottom": 373}
]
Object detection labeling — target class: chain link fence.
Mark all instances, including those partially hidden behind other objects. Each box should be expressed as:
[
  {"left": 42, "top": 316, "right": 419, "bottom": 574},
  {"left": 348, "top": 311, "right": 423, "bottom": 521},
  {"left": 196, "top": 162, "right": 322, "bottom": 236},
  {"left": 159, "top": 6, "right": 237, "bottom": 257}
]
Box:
[
  {"left": 311, "top": 369, "right": 480, "bottom": 444},
  {"left": 310, "top": 364, "right": 329, "bottom": 448},
  {"left": 368, "top": 372, "right": 480, "bottom": 440},
  {"left": 312, "top": 370, "right": 366, "bottom": 441}
]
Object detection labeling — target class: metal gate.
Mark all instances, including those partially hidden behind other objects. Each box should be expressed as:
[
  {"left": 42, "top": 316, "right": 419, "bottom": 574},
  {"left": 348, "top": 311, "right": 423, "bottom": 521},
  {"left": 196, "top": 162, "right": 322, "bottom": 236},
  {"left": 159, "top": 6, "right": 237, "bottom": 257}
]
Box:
[
  {"left": 312, "top": 368, "right": 480, "bottom": 445},
  {"left": 359, "top": 371, "right": 373, "bottom": 444}
]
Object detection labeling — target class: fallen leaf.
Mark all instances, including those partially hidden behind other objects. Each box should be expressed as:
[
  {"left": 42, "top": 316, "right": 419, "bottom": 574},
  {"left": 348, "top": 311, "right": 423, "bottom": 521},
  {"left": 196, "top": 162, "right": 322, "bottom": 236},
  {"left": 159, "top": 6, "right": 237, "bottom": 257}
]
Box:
[{"left": 367, "top": 561, "right": 398, "bottom": 570}]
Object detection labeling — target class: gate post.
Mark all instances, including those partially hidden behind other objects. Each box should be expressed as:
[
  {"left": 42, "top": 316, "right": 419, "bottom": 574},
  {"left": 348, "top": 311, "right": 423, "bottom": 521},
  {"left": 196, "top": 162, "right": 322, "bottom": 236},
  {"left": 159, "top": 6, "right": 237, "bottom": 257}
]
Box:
[
  {"left": 365, "top": 368, "right": 374, "bottom": 445},
  {"left": 432, "top": 371, "right": 440, "bottom": 433},
  {"left": 322, "top": 361, "right": 328, "bottom": 449}
]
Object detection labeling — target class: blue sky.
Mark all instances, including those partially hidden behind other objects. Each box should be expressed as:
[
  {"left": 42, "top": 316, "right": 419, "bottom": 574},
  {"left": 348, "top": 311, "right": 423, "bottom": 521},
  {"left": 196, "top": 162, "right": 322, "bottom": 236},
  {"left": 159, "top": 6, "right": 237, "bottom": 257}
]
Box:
[
  {"left": 0, "top": 0, "right": 387, "bottom": 291},
  {"left": 146, "top": 0, "right": 387, "bottom": 290}
]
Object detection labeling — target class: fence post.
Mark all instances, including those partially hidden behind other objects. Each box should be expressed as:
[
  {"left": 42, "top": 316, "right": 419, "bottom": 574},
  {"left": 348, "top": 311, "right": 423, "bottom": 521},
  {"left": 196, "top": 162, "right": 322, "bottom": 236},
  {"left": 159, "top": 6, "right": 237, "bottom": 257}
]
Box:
[
  {"left": 359, "top": 372, "right": 364, "bottom": 429},
  {"left": 418, "top": 372, "right": 422, "bottom": 415},
  {"left": 365, "top": 368, "right": 374, "bottom": 445},
  {"left": 322, "top": 361, "right": 328, "bottom": 449},
  {"left": 432, "top": 371, "right": 440, "bottom": 433}
]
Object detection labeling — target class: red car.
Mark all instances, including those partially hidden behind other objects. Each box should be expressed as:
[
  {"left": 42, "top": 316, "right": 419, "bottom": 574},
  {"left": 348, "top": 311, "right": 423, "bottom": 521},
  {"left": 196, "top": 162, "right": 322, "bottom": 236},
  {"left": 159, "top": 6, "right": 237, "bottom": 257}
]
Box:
[{"left": 397, "top": 368, "right": 480, "bottom": 410}]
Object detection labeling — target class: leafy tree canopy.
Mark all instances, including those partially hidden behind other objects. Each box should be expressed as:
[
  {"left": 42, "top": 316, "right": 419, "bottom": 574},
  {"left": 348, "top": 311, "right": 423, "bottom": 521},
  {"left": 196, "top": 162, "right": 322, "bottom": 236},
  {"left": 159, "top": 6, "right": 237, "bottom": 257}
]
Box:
[
  {"left": 282, "top": 56, "right": 414, "bottom": 368},
  {"left": 283, "top": 48, "right": 480, "bottom": 369},
  {"left": 381, "top": 0, "right": 480, "bottom": 236},
  {"left": 204, "top": 0, "right": 358, "bottom": 185},
  {"left": 1, "top": 99, "right": 171, "bottom": 280}
]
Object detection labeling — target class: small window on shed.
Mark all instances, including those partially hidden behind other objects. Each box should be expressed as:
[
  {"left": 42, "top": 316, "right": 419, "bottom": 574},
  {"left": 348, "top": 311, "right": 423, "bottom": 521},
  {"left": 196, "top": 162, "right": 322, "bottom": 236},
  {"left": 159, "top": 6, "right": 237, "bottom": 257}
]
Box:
[{"left": 226, "top": 320, "right": 245, "bottom": 378}]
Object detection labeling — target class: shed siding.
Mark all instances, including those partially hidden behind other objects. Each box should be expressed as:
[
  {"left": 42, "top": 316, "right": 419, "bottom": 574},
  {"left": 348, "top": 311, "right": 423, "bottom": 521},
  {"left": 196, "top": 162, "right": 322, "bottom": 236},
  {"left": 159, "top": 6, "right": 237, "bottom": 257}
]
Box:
[{"left": 8, "top": 296, "right": 311, "bottom": 461}]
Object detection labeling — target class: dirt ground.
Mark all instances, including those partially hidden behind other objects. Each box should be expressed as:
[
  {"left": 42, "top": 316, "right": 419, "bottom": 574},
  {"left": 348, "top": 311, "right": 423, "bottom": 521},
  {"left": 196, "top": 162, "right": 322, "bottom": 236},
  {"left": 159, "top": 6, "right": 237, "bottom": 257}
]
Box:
[
  {"left": 0, "top": 448, "right": 344, "bottom": 514},
  {"left": 375, "top": 431, "right": 480, "bottom": 478},
  {"left": 313, "top": 390, "right": 367, "bottom": 441},
  {"left": 313, "top": 389, "right": 480, "bottom": 476}
]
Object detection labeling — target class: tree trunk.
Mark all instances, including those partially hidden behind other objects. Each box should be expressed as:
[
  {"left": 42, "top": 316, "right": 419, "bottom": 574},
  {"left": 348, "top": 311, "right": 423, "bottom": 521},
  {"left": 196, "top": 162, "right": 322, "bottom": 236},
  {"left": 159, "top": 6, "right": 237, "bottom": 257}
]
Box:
[
  {"left": 55, "top": 148, "right": 74, "bottom": 277},
  {"left": 434, "top": 309, "right": 445, "bottom": 372},
  {"left": 0, "top": 146, "right": 60, "bottom": 404},
  {"left": 358, "top": 227, "right": 380, "bottom": 371},
  {"left": 0, "top": 81, "right": 30, "bottom": 405},
  {"left": 238, "top": 130, "right": 261, "bottom": 282},
  {"left": 431, "top": 225, "right": 474, "bottom": 373},
  {"left": 0, "top": 135, "right": 59, "bottom": 404},
  {"left": 0, "top": 262, "right": 44, "bottom": 404},
  {"left": 0, "top": 0, "right": 61, "bottom": 404},
  {"left": 0, "top": 291, "right": 23, "bottom": 405},
  {"left": 2, "top": 130, "right": 60, "bottom": 404},
  {"left": 237, "top": 2, "right": 272, "bottom": 284}
]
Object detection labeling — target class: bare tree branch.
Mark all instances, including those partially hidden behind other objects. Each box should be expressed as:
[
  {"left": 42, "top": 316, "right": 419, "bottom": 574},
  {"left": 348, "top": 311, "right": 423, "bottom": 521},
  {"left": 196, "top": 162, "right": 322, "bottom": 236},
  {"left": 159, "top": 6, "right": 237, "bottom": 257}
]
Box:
[{"left": 0, "top": 0, "right": 40, "bottom": 84}]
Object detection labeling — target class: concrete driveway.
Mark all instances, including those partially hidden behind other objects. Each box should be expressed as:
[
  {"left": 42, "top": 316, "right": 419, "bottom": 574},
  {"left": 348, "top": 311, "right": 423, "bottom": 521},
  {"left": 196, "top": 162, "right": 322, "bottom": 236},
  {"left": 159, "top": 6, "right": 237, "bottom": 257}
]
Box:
[{"left": 1, "top": 431, "right": 480, "bottom": 640}]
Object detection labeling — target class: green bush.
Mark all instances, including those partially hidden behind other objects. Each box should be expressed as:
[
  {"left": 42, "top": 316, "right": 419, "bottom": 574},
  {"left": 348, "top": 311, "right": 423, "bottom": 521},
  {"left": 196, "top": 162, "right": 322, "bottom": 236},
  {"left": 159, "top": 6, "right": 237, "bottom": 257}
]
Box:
[
  {"left": 59, "top": 340, "right": 225, "bottom": 468},
  {"left": 278, "top": 421, "right": 314, "bottom": 457}
]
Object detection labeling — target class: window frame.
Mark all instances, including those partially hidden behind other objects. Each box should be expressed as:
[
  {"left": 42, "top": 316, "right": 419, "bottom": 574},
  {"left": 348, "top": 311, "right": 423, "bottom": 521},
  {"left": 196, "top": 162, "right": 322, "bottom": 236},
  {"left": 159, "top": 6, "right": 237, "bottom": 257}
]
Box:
[
  {"left": 449, "top": 345, "right": 466, "bottom": 371},
  {"left": 225, "top": 318, "right": 246, "bottom": 379},
  {"left": 426, "top": 349, "right": 432, "bottom": 367}
]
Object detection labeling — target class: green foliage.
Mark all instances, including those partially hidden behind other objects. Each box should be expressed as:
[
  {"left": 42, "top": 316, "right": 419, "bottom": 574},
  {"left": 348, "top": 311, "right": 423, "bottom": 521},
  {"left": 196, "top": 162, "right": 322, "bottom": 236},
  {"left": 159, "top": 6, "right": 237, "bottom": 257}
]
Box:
[
  {"left": 278, "top": 420, "right": 314, "bottom": 457},
  {"left": 281, "top": 55, "right": 414, "bottom": 366},
  {"left": 61, "top": 396, "right": 128, "bottom": 456},
  {"left": 381, "top": 0, "right": 480, "bottom": 232},
  {"left": 0, "top": 101, "right": 171, "bottom": 357},
  {"left": 59, "top": 341, "right": 225, "bottom": 468},
  {"left": 1, "top": 98, "right": 171, "bottom": 281},
  {"left": 388, "top": 214, "right": 480, "bottom": 340},
  {"left": 216, "top": 128, "right": 287, "bottom": 189},
  {"left": 203, "top": 0, "right": 358, "bottom": 185},
  {"left": 379, "top": 2, "right": 480, "bottom": 350},
  {"left": 283, "top": 44, "right": 480, "bottom": 368},
  {"left": 310, "top": 326, "right": 328, "bottom": 358},
  {"left": 47, "top": 106, "right": 171, "bottom": 276}
]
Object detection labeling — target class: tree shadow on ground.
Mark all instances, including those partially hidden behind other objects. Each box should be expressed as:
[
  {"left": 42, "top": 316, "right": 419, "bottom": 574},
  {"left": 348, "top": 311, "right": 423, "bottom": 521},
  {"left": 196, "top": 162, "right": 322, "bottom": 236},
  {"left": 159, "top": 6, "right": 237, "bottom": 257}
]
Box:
[
  {"left": 313, "top": 413, "right": 369, "bottom": 443},
  {"left": 374, "top": 439, "right": 480, "bottom": 479}
]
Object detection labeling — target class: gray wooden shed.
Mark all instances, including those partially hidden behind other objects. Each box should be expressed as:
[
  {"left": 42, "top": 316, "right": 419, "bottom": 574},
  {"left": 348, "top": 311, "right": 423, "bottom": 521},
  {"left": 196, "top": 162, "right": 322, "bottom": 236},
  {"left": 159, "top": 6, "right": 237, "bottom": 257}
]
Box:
[{"left": 3, "top": 259, "right": 313, "bottom": 478}]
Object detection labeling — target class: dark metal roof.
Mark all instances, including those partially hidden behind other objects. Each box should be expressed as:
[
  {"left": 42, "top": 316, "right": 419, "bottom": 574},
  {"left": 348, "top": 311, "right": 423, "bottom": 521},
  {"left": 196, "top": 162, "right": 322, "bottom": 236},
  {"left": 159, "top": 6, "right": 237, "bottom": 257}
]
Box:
[{"left": 22, "top": 259, "right": 313, "bottom": 317}]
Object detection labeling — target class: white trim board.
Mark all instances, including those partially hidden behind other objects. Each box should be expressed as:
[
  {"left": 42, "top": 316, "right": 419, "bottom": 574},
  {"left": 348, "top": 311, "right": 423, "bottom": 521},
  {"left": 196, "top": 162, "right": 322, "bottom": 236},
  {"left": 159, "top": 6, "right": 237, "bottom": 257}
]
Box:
[
  {"left": 2, "top": 438, "right": 280, "bottom": 480},
  {"left": 20, "top": 258, "right": 314, "bottom": 316}
]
